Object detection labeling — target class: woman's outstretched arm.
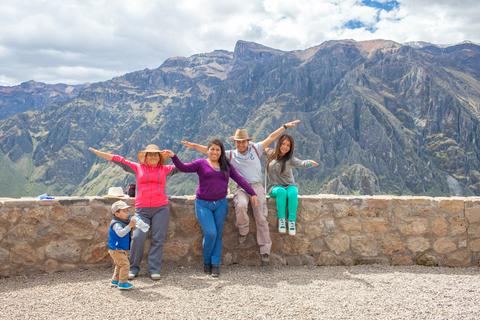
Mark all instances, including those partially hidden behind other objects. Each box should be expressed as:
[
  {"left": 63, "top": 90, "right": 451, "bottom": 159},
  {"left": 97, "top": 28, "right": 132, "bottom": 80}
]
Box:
[
  {"left": 163, "top": 150, "right": 200, "bottom": 173},
  {"left": 181, "top": 140, "right": 208, "bottom": 154},
  {"left": 260, "top": 119, "right": 301, "bottom": 150},
  {"left": 88, "top": 147, "right": 113, "bottom": 161},
  {"left": 89, "top": 147, "right": 139, "bottom": 174},
  {"left": 291, "top": 157, "right": 319, "bottom": 168}
]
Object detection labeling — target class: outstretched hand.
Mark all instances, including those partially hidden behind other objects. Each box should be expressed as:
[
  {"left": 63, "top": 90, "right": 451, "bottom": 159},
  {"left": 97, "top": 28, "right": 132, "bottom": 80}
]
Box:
[
  {"left": 285, "top": 119, "right": 301, "bottom": 128},
  {"left": 307, "top": 160, "right": 319, "bottom": 168},
  {"left": 161, "top": 149, "right": 175, "bottom": 158},
  {"left": 181, "top": 140, "right": 195, "bottom": 149},
  {"left": 88, "top": 147, "right": 97, "bottom": 153}
]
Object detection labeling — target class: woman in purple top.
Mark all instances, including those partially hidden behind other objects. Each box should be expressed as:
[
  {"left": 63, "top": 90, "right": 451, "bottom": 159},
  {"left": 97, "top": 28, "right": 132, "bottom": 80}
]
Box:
[{"left": 164, "top": 139, "right": 258, "bottom": 277}]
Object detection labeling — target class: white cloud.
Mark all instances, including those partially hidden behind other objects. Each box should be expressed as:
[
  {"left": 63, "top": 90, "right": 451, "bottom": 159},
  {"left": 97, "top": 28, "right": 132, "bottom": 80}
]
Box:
[{"left": 0, "top": 0, "right": 479, "bottom": 85}]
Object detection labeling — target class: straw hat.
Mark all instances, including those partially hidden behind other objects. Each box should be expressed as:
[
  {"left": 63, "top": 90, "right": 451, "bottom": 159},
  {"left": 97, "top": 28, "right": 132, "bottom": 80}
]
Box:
[
  {"left": 137, "top": 144, "right": 162, "bottom": 164},
  {"left": 232, "top": 129, "right": 251, "bottom": 141},
  {"left": 104, "top": 187, "right": 129, "bottom": 199}
]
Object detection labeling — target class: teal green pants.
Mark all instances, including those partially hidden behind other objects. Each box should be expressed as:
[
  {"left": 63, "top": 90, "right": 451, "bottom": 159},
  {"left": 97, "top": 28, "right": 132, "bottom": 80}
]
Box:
[{"left": 269, "top": 185, "right": 299, "bottom": 222}]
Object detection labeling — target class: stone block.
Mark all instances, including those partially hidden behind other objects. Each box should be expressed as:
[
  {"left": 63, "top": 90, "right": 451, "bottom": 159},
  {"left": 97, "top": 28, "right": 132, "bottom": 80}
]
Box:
[
  {"left": 309, "top": 238, "right": 326, "bottom": 254},
  {"left": 304, "top": 222, "right": 324, "bottom": 237},
  {"left": 279, "top": 237, "right": 310, "bottom": 255},
  {"left": 6, "top": 224, "right": 39, "bottom": 242},
  {"left": 391, "top": 255, "right": 413, "bottom": 265},
  {"left": 431, "top": 217, "right": 448, "bottom": 237},
  {"left": 381, "top": 234, "right": 406, "bottom": 255},
  {"left": 176, "top": 214, "right": 200, "bottom": 235},
  {"left": 438, "top": 199, "right": 464, "bottom": 215},
  {"left": 323, "top": 219, "right": 336, "bottom": 233},
  {"left": 353, "top": 257, "right": 389, "bottom": 265},
  {"left": 0, "top": 247, "right": 9, "bottom": 264},
  {"left": 3, "top": 200, "right": 40, "bottom": 208},
  {"left": 193, "top": 238, "right": 203, "bottom": 257},
  {"left": 58, "top": 263, "right": 78, "bottom": 272},
  {"left": 392, "top": 204, "right": 411, "bottom": 219},
  {"left": 398, "top": 218, "right": 428, "bottom": 235},
  {"left": 467, "top": 223, "right": 480, "bottom": 238},
  {"left": 315, "top": 252, "right": 340, "bottom": 266},
  {"left": 444, "top": 250, "right": 471, "bottom": 267},
  {"left": 332, "top": 203, "right": 351, "bottom": 218},
  {"left": 44, "top": 259, "right": 59, "bottom": 274},
  {"left": 470, "top": 239, "right": 480, "bottom": 252},
  {"left": 67, "top": 206, "right": 92, "bottom": 217},
  {"left": 465, "top": 206, "right": 480, "bottom": 224},
  {"left": 4, "top": 207, "right": 22, "bottom": 224},
  {"left": 449, "top": 216, "right": 467, "bottom": 236},
  {"left": 223, "top": 252, "right": 234, "bottom": 265},
  {"left": 163, "top": 240, "right": 191, "bottom": 262},
  {"left": 338, "top": 217, "right": 362, "bottom": 233},
  {"left": 269, "top": 253, "right": 286, "bottom": 266},
  {"left": 416, "top": 254, "right": 438, "bottom": 266},
  {"left": 58, "top": 199, "right": 90, "bottom": 206},
  {"left": 0, "top": 226, "right": 7, "bottom": 241},
  {"left": 433, "top": 238, "right": 457, "bottom": 254},
  {"left": 61, "top": 217, "right": 97, "bottom": 240},
  {"left": 45, "top": 240, "right": 82, "bottom": 263},
  {"left": 301, "top": 199, "right": 334, "bottom": 220},
  {"left": 285, "top": 255, "right": 304, "bottom": 266},
  {"left": 365, "top": 198, "right": 391, "bottom": 209},
  {"left": 406, "top": 237, "right": 430, "bottom": 253},
  {"left": 362, "top": 218, "right": 389, "bottom": 234},
  {"left": 10, "top": 243, "right": 42, "bottom": 265},
  {"left": 82, "top": 242, "right": 108, "bottom": 264},
  {"left": 38, "top": 200, "right": 61, "bottom": 207},
  {"left": 325, "top": 233, "right": 350, "bottom": 254},
  {"left": 351, "top": 235, "right": 378, "bottom": 257}
]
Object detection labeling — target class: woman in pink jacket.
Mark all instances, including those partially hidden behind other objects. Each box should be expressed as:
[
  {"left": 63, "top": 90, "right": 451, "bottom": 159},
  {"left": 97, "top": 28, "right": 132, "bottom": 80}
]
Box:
[{"left": 89, "top": 144, "right": 174, "bottom": 281}]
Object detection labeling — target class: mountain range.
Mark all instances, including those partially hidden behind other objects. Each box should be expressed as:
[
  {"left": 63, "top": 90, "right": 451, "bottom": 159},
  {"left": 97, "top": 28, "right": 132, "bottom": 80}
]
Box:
[{"left": 0, "top": 39, "right": 479, "bottom": 197}]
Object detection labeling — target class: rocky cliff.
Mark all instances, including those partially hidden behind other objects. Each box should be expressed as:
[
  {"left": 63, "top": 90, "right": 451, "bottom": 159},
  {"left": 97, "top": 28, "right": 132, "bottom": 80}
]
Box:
[{"left": 0, "top": 39, "right": 479, "bottom": 197}]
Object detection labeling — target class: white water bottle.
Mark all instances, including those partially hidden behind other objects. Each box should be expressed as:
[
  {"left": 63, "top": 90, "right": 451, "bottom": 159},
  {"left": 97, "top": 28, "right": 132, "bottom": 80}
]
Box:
[{"left": 135, "top": 215, "right": 150, "bottom": 232}]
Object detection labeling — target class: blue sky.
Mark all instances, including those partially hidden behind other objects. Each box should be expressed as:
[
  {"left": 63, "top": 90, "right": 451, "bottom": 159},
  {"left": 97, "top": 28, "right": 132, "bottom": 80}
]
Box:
[
  {"left": 344, "top": 0, "right": 399, "bottom": 32},
  {"left": 0, "top": 0, "right": 478, "bottom": 85}
]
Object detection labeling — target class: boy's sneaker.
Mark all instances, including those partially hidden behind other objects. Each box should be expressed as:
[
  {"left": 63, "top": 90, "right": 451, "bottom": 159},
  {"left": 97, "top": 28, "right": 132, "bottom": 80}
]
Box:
[
  {"left": 128, "top": 272, "right": 137, "bottom": 280},
  {"left": 288, "top": 221, "right": 296, "bottom": 236},
  {"left": 278, "top": 218, "right": 287, "bottom": 233},
  {"left": 150, "top": 273, "right": 161, "bottom": 281},
  {"left": 118, "top": 282, "right": 134, "bottom": 290},
  {"left": 111, "top": 280, "right": 119, "bottom": 287}
]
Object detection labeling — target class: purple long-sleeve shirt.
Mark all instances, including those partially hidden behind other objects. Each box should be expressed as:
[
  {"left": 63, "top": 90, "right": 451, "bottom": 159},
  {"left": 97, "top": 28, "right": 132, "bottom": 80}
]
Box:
[{"left": 171, "top": 155, "right": 256, "bottom": 201}]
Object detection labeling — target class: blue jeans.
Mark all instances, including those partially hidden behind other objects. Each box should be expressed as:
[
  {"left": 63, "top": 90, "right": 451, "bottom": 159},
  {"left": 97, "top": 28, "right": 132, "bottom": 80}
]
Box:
[{"left": 195, "top": 198, "right": 228, "bottom": 266}]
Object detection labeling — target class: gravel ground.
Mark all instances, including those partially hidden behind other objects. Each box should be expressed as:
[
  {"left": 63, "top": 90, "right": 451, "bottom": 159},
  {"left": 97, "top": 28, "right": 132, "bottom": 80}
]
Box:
[{"left": 1, "top": 265, "right": 479, "bottom": 320}]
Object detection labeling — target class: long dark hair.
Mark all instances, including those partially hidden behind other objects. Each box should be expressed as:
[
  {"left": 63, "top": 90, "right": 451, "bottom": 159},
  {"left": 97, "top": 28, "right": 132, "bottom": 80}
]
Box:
[
  {"left": 267, "top": 134, "right": 294, "bottom": 173},
  {"left": 208, "top": 139, "right": 230, "bottom": 173}
]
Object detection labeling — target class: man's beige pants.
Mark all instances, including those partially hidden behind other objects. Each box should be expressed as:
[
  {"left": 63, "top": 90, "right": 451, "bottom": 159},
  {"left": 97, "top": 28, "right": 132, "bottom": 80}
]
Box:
[{"left": 233, "top": 183, "right": 272, "bottom": 255}]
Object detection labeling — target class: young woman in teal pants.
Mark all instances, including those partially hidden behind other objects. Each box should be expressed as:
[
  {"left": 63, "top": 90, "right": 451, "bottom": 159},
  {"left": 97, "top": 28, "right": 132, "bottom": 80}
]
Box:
[{"left": 266, "top": 134, "right": 318, "bottom": 235}]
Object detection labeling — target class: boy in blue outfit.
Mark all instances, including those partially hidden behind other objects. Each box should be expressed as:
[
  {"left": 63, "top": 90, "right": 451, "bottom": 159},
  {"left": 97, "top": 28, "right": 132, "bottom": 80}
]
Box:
[{"left": 108, "top": 200, "right": 136, "bottom": 290}]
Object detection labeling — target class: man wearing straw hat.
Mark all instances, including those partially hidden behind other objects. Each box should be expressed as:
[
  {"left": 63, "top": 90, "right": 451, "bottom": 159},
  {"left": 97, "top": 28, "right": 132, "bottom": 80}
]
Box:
[{"left": 182, "top": 119, "right": 300, "bottom": 264}]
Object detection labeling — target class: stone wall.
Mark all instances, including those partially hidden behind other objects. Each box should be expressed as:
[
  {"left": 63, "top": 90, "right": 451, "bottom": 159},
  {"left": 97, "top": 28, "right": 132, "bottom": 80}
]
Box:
[{"left": 0, "top": 195, "right": 479, "bottom": 276}]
